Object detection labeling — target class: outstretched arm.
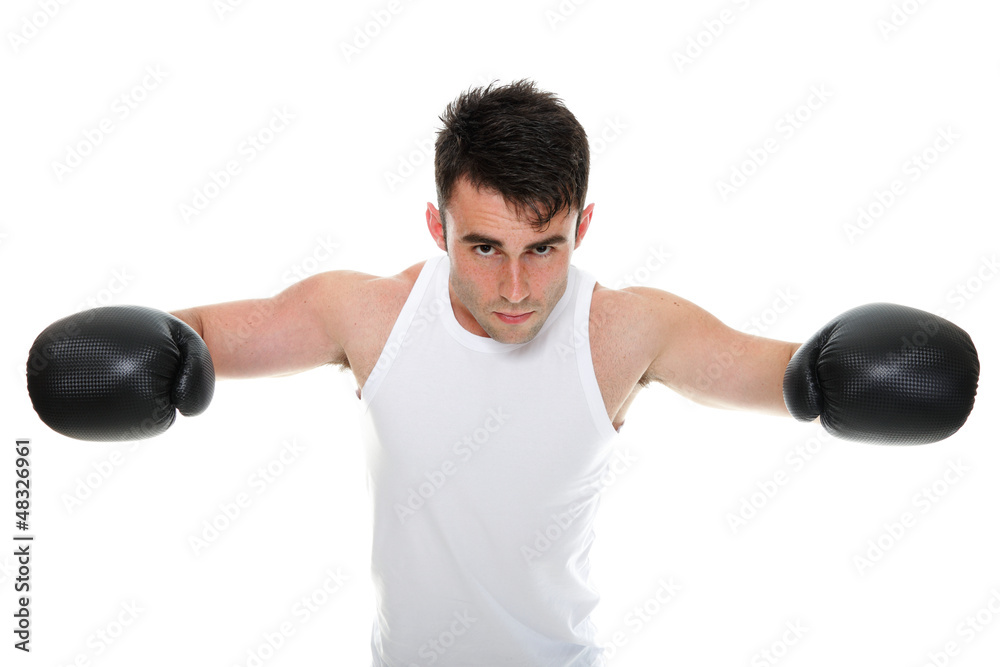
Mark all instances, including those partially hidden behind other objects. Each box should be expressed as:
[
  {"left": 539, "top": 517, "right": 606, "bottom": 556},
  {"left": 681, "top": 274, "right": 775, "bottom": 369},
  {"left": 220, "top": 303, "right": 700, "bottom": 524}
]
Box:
[
  {"left": 171, "top": 270, "right": 365, "bottom": 379},
  {"left": 24, "top": 270, "right": 369, "bottom": 441},
  {"left": 633, "top": 287, "right": 800, "bottom": 418},
  {"left": 634, "top": 287, "right": 979, "bottom": 443}
]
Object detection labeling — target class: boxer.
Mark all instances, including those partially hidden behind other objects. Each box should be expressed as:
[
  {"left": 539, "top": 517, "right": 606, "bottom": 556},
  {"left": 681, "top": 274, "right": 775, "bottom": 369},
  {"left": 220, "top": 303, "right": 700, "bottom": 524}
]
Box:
[{"left": 27, "top": 80, "right": 980, "bottom": 666}]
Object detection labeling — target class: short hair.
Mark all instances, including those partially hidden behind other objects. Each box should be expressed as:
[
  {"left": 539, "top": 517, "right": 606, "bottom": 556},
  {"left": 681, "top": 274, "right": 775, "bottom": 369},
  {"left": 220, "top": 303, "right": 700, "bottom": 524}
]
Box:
[{"left": 434, "top": 79, "right": 590, "bottom": 246}]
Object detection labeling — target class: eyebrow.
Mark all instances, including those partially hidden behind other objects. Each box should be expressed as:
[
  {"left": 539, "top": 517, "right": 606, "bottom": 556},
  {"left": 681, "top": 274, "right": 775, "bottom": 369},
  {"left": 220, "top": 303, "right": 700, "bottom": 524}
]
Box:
[{"left": 459, "top": 233, "right": 569, "bottom": 251}]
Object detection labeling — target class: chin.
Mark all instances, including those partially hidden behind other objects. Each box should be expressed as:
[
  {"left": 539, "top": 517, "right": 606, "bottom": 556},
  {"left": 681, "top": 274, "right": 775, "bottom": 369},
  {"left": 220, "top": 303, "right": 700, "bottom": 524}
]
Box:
[{"left": 485, "top": 320, "right": 544, "bottom": 345}]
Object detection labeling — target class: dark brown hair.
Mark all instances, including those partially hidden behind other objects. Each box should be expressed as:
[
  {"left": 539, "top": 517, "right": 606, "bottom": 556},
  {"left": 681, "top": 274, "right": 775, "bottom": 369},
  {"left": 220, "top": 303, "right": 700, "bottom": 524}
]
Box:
[{"left": 434, "top": 79, "right": 590, "bottom": 246}]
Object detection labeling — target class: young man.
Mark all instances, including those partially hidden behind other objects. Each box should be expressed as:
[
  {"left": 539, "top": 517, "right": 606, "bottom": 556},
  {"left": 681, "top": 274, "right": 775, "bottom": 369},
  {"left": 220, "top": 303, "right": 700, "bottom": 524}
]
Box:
[{"left": 27, "top": 80, "right": 979, "bottom": 665}]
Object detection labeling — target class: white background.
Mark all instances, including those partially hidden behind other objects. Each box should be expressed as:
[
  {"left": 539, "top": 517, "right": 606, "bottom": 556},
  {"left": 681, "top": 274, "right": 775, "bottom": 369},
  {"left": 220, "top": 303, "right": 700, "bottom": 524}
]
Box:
[{"left": 2, "top": 1, "right": 998, "bottom": 665}]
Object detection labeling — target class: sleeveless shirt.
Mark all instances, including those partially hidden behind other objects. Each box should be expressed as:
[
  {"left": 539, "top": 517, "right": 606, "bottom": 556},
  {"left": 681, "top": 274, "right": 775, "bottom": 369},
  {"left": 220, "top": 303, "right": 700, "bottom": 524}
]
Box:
[{"left": 359, "top": 254, "right": 621, "bottom": 666}]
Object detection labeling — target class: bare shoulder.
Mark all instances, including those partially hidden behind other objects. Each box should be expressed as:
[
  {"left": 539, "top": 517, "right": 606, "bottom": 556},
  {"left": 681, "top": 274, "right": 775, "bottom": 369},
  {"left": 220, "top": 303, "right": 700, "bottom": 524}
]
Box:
[
  {"left": 309, "top": 259, "right": 424, "bottom": 330},
  {"left": 590, "top": 283, "right": 671, "bottom": 338},
  {"left": 586, "top": 283, "right": 666, "bottom": 425},
  {"left": 590, "top": 283, "right": 667, "bottom": 357},
  {"left": 357, "top": 260, "right": 425, "bottom": 310},
  {"left": 590, "top": 283, "right": 666, "bottom": 329},
  {"left": 310, "top": 260, "right": 426, "bottom": 386},
  {"left": 594, "top": 283, "right": 712, "bottom": 334},
  {"left": 589, "top": 282, "right": 698, "bottom": 388},
  {"left": 593, "top": 282, "right": 797, "bottom": 416},
  {"left": 301, "top": 261, "right": 422, "bottom": 309}
]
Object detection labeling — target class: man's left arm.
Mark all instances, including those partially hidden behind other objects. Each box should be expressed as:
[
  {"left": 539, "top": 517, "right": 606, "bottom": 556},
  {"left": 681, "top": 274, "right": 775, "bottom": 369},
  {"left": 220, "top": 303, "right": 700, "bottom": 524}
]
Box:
[
  {"left": 635, "top": 287, "right": 980, "bottom": 444},
  {"left": 633, "top": 288, "right": 799, "bottom": 418}
]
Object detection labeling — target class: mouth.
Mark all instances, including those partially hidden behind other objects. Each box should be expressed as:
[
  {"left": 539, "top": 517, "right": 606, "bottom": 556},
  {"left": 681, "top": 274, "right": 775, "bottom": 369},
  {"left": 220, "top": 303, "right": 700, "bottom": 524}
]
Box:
[{"left": 494, "top": 311, "right": 533, "bottom": 324}]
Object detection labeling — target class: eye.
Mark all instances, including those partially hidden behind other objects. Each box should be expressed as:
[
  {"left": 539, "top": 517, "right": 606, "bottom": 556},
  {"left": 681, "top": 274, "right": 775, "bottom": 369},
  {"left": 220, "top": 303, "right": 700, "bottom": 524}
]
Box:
[
  {"left": 534, "top": 246, "right": 553, "bottom": 256},
  {"left": 474, "top": 245, "right": 495, "bottom": 256}
]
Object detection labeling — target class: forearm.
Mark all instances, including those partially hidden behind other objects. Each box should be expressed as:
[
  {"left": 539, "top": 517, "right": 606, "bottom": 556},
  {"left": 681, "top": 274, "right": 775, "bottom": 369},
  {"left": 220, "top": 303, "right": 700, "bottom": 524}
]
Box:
[
  {"left": 724, "top": 337, "right": 799, "bottom": 418},
  {"left": 169, "top": 274, "right": 345, "bottom": 380},
  {"left": 170, "top": 298, "right": 289, "bottom": 379},
  {"left": 170, "top": 307, "right": 203, "bottom": 337},
  {"left": 671, "top": 334, "right": 800, "bottom": 418}
]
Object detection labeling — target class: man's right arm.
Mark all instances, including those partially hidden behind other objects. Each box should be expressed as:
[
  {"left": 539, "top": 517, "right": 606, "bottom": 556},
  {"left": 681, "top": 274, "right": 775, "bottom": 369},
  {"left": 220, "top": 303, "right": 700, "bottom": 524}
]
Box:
[
  {"left": 25, "top": 269, "right": 367, "bottom": 441},
  {"left": 170, "top": 270, "right": 363, "bottom": 380}
]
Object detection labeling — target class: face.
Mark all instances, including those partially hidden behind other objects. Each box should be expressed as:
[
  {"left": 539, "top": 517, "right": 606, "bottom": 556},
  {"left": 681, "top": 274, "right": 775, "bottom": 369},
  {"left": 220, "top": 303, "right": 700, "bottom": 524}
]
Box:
[{"left": 426, "top": 177, "right": 594, "bottom": 344}]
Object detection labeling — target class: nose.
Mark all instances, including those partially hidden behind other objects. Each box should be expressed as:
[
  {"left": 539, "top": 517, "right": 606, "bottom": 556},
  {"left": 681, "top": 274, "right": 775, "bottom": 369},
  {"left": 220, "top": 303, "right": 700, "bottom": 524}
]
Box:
[{"left": 499, "top": 258, "right": 529, "bottom": 304}]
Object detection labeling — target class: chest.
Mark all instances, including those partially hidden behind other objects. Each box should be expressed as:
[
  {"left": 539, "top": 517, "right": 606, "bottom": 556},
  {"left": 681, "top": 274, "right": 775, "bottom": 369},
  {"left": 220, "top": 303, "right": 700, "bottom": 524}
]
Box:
[{"left": 346, "top": 280, "right": 654, "bottom": 426}]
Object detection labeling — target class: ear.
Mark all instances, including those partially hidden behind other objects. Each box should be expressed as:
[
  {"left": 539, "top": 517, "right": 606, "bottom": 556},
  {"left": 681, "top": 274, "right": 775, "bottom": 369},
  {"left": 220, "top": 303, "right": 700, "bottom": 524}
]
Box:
[
  {"left": 426, "top": 202, "right": 447, "bottom": 252},
  {"left": 573, "top": 203, "right": 595, "bottom": 249}
]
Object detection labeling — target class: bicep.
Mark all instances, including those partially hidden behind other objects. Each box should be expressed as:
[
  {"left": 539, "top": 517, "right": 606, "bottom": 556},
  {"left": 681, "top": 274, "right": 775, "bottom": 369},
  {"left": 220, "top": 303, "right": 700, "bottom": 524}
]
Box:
[
  {"left": 171, "top": 271, "right": 354, "bottom": 379},
  {"left": 639, "top": 289, "right": 798, "bottom": 417}
]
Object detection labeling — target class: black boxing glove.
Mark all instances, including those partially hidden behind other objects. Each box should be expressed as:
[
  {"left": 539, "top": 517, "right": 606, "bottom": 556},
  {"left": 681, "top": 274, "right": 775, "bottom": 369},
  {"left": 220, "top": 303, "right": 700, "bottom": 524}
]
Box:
[
  {"left": 26, "top": 306, "right": 215, "bottom": 441},
  {"left": 783, "top": 303, "right": 979, "bottom": 445}
]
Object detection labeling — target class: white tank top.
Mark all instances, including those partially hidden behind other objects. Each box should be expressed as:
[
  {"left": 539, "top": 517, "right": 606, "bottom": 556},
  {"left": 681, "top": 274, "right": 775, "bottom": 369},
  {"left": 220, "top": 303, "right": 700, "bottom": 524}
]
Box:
[{"left": 359, "top": 254, "right": 621, "bottom": 666}]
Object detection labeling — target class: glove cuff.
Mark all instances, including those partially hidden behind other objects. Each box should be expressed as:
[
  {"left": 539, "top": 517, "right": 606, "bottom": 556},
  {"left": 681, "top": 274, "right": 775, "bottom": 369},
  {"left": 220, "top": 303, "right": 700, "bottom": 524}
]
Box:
[
  {"left": 783, "top": 327, "right": 829, "bottom": 422},
  {"left": 167, "top": 315, "right": 215, "bottom": 417}
]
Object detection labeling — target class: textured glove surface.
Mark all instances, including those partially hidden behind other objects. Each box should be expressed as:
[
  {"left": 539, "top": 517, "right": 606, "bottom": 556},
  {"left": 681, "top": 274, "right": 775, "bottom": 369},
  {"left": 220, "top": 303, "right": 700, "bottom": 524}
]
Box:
[
  {"left": 26, "top": 306, "right": 215, "bottom": 441},
  {"left": 783, "top": 303, "right": 979, "bottom": 444}
]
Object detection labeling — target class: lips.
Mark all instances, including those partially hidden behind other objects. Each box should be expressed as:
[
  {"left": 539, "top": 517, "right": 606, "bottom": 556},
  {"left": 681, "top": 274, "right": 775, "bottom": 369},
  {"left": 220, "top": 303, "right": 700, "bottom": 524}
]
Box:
[{"left": 495, "top": 311, "right": 533, "bottom": 323}]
